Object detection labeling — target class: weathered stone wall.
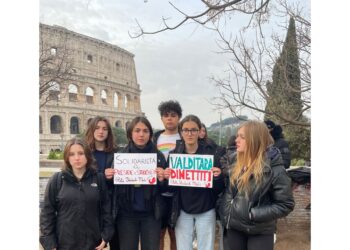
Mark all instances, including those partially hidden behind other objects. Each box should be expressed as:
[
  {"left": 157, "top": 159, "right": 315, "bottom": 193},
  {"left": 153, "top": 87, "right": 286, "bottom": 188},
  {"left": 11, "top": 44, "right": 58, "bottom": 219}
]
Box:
[
  {"left": 39, "top": 23, "right": 143, "bottom": 153},
  {"left": 277, "top": 183, "right": 311, "bottom": 231}
]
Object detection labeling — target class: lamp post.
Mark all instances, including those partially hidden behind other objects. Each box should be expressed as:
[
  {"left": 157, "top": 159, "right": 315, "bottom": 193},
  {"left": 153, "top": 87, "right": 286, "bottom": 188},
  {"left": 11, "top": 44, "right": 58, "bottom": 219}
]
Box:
[{"left": 219, "top": 112, "right": 222, "bottom": 146}]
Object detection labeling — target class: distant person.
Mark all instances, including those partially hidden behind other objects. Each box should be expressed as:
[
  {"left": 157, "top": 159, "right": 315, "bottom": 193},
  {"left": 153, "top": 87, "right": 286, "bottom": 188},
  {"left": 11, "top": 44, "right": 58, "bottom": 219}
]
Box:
[
  {"left": 264, "top": 120, "right": 291, "bottom": 169},
  {"left": 219, "top": 121, "right": 294, "bottom": 250},
  {"left": 153, "top": 100, "right": 183, "bottom": 250},
  {"left": 199, "top": 123, "right": 226, "bottom": 163},
  {"left": 198, "top": 123, "right": 216, "bottom": 145},
  {"left": 220, "top": 135, "right": 237, "bottom": 177},
  {"left": 85, "top": 116, "right": 120, "bottom": 250},
  {"left": 40, "top": 138, "right": 114, "bottom": 250},
  {"left": 112, "top": 116, "right": 167, "bottom": 250},
  {"left": 226, "top": 135, "right": 237, "bottom": 154},
  {"left": 164, "top": 115, "right": 225, "bottom": 250}
]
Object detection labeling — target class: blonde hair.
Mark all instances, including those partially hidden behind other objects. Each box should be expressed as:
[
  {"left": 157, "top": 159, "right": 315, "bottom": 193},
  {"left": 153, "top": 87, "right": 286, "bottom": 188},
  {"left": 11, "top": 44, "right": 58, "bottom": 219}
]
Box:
[{"left": 230, "top": 120, "right": 274, "bottom": 194}]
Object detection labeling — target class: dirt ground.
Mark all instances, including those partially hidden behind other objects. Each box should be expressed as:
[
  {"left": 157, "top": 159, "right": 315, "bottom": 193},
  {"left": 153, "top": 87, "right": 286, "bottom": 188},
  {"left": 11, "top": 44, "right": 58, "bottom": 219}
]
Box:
[
  {"left": 274, "top": 229, "right": 310, "bottom": 250},
  {"left": 40, "top": 221, "right": 310, "bottom": 250}
]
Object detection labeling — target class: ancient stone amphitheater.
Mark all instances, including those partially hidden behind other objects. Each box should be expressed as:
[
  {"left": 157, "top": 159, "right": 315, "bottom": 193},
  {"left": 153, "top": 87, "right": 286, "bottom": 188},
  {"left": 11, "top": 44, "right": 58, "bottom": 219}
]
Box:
[{"left": 39, "top": 23, "right": 143, "bottom": 153}]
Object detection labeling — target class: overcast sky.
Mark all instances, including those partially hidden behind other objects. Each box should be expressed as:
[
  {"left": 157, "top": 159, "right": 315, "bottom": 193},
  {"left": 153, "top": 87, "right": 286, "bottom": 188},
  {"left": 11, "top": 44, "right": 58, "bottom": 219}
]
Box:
[
  {"left": 4, "top": 1, "right": 350, "bottom": 248},
  {"left": 39, "top": 0, "right": 311, "bottom": 129},
  {"left": 39, "top": 0, "right": 251, "bottom": 129}
]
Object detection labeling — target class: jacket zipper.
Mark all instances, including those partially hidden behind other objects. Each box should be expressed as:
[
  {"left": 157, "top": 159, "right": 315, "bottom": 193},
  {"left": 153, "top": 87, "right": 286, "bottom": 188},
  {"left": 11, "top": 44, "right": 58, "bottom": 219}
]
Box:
[{"left": 226, "top": 199, "right": 234, "bottom": 229}]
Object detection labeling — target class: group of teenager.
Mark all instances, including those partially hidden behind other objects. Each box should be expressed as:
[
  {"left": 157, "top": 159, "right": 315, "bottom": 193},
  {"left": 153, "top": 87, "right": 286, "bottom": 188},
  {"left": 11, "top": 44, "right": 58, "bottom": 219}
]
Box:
[{"left": 40, "top": 100, "right": 295, "bottom": 250}]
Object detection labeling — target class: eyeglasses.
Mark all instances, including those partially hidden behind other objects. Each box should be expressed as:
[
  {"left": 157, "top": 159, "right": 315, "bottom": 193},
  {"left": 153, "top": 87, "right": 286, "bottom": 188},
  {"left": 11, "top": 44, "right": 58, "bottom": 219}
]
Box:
[{"left": 181, "top": 129, "right": 199, "bottom": 135}]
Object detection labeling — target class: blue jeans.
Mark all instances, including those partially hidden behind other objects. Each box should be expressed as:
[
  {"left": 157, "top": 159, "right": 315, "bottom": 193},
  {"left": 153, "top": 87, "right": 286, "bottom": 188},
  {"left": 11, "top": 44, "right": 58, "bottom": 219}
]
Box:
[{"left": 175, "top": 209, "right": 216, "bottom": 250}]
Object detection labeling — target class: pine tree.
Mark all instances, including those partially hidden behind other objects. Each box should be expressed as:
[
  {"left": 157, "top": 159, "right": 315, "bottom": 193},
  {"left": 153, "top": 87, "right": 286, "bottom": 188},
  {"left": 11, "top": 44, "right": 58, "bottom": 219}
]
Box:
[{"left": 265, "top": 17, "right": 310, "bottom": 162}]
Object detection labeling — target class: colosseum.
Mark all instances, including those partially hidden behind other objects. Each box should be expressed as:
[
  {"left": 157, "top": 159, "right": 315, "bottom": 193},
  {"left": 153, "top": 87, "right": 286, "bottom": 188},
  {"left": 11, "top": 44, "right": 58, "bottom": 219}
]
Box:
[{"left": 39, "top": 23, "right": 143, "bottom": 153}]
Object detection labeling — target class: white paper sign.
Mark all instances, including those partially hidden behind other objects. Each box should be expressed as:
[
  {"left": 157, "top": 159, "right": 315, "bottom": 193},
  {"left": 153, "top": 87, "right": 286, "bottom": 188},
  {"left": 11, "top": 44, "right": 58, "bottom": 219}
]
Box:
[
  {"left": 113, "top": 153, "right": 157, "bottom": 185},
  {"left": 168, "top": 154, "right": 213, "bottom": 188}
]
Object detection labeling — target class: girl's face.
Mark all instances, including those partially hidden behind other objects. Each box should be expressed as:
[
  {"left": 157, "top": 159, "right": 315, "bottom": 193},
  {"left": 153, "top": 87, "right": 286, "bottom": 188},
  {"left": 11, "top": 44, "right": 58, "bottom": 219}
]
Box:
[
  {"left": 94, "top": 121, "right": 108, "bottom": 143},
  {"left": 181, "top": 121, "right": 200, "bottom": 146},
  {"left": 235, "top": 127, "right": 247, "bottom": 153},
  {"left": 68, "top": 144, "right": 87, "bottom": 170},
  {"left": 132, "top": 122, "right": 150, "bottom": 148},
  {"left": 198, "top": 127, "right": 206, "bottom": 139}
]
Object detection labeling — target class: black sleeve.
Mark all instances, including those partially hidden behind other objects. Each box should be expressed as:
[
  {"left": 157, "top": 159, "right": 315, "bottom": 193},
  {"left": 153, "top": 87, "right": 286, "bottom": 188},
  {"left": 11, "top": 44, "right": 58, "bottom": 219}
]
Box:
[
  {"left": 39, "top": 173, "right": 59, "bottom": 250},
  {"left": 99, "top": 174, "right": 115, "bottom": 243},
  {"left": 157, "top": 151, "right": 169, "bottom": 192},
  {"left": 250, "top": 166, "right": 295, "bottom": 222},
  {"left": 157, "top": 151, "right": 168, "bottom": 169}
]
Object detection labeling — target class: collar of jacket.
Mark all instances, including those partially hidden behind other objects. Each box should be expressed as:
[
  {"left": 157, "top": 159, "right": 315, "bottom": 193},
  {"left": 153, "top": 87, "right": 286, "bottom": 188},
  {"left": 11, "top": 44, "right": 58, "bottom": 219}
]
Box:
[
  {"left": 152, "top": 129, "right": 165, "bottom": 144},
  {"left": 122, "top": 141, "right": 157, "bottom": 154},
  {"left": 62, "top": 167, "right": 95, "bottom": 183}
]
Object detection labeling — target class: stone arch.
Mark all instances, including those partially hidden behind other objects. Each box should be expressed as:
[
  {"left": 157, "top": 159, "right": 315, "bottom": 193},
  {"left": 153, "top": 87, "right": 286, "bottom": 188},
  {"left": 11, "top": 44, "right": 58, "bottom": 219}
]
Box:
[
  {"left": 115, "top": 120, "right": 121, "bottom": 128},
  {"left": 50, "top": 115, "right": 62, "bottom": 134},
  {"left": 125, "top": 121, "right": 131, "bottom": 131},
  {"left": 114, "top": 92, "right": 120, "bottom": 109},
  {"left": 124, "top": 94, "right": 131, "bottom": 111},
  {"left": 70, "top": 116, "right": 80, "bottom": 134},
  {"left": 39, "top": 116, "right": 43, "bottom": 134},
  {"left": 68, "top": 83, "right": 78, "bottom": 102},
  {"left": 101, "top": 89, "right": 108, "bottom": 104},
  {"left": 85, "top": 86, "right": 94, "bottom": 104},
  {"left": 48, "top": 81, "right": 60, "bottom": 101},
  {"left": 133, "top": 96, "right": 139, "bottom": 111}
]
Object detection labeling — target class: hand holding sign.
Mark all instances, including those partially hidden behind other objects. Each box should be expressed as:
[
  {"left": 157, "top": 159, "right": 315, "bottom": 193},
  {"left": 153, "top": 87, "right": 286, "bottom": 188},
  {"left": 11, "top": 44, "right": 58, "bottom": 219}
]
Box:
[
  {"left": 114, "top": 153, "right": 157, "bottom": 185},
  {"left": 212, "top": 167, "right": 222, "bottom": 177},
  {"left": 164, "top": 168, "right": 171, "bottom": 180},
  {"left": 104, "top": 167, "right": 115, "bottom": 180},
  {"left": 156, "top": 167, "right": 164, "bottom": 182},
  {"left": 168, "top": 154, "right": 214, "bottom": 188}
]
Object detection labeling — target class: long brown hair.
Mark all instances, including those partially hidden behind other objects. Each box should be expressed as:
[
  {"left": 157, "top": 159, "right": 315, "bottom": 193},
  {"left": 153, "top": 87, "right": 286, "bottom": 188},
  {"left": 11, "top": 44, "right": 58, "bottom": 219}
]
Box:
[
  {"left": 84, "top": 116, "right": 116, "bottom": 152},
  {"left": 62, "top": 138, "right": 96, "bottom": 171},
  {"left": 230, "top": 121, "right": 274, "bottom": 194}
]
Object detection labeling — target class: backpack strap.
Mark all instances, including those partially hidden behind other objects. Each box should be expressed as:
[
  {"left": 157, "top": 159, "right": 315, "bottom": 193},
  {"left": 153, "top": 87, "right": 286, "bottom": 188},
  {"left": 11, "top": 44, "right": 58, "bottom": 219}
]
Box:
[{"left": 51, "top": 171, "right": 63, "bottom": 210}]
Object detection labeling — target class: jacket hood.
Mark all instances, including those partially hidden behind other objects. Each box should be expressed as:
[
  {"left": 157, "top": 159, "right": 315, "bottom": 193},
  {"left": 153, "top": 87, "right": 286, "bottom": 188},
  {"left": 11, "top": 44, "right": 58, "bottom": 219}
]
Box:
[
  {"left": 266, "top": 146, "right": 284, "bottom": 168},
  {"left": 62, "top": 167, "right": 96, "bottom": 182},
  {"left": 228, "top": 147, "right": 283, "bottom": 169},
  {"left": 270, "top": 125, "right": 284, "bottom": 140}
]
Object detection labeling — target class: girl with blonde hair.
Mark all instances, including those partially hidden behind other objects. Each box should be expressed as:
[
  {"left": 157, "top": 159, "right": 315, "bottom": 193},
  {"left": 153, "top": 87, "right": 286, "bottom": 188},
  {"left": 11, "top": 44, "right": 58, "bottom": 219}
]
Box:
[{"left": 219, "top": 120, "right": 294, "bottom": 250}]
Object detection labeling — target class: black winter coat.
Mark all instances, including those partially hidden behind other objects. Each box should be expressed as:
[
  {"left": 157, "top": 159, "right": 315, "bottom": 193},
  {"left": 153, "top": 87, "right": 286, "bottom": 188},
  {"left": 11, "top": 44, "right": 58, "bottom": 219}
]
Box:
[
  {"left": 40, "top": 168, "right": 114, "bottom": 250},
  {"left": 112, "top": 141, "right": 168, "bottom": 220},
  {"left": 169, "top": 140, "right": 225, "bottom": 228},
  {"left": 219, "top": 147, "right": 294, "bottom": 235},
  {"left": 274, "top": 137, "right": 291, "bottom": 169}
]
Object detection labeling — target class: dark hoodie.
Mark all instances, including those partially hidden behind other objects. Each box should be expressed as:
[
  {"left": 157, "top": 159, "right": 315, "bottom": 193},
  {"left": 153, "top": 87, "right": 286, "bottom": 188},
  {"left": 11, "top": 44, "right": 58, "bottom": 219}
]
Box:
[
  {"left": 112, "top": 141, "right": 167, "bottom": 219},
  {"left": 270, "top": 125, "right": 291, "bottom": 169},
  {"left": 40, "top": 168, "right": 114, "bottom": 250}
]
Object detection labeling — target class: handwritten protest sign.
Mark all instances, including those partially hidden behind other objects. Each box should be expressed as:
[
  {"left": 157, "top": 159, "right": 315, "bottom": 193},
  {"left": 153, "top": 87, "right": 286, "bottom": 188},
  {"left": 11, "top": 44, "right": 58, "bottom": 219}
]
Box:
[
  {"left": 168, "top": 154, "right": 213, "bottom": 188},
  {"left": 114, "top": 153, "right": 157, "bottom": 185}
]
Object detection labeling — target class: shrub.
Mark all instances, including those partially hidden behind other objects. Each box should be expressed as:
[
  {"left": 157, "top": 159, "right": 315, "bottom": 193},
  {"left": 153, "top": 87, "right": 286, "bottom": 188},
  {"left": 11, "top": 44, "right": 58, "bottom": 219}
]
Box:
[
  {"left": 291, "top": 158, "right": 305, "bottom": 166},
  {"left": 47, "top": 150, "right": 64, "bottom": 160}
]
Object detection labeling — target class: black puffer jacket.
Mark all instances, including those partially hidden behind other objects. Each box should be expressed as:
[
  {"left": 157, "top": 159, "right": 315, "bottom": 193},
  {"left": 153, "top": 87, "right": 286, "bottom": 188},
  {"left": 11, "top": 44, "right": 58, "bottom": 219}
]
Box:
[
  {"left": 112, "top": 141, "right": 168, "bottom": 220},
  {"left": 219, "top": 147, "right": 294, "bottom": 235},
  {"left": 271, "top": 125, "right": 291, "bottom": 169},
  {"left": 40, "top": 168, "right": 114, "bottom": 250}
]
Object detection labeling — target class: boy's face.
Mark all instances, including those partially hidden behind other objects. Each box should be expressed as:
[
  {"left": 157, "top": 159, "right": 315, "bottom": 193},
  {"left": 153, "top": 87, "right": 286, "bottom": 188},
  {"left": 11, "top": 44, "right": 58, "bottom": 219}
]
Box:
[{"left": 161, "top": 112, "right": 180, "bottom": 131}]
